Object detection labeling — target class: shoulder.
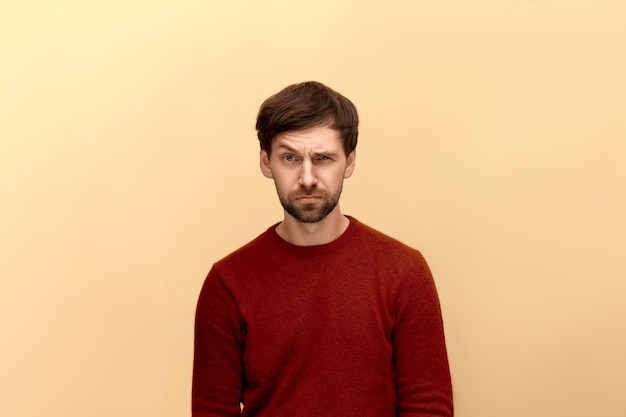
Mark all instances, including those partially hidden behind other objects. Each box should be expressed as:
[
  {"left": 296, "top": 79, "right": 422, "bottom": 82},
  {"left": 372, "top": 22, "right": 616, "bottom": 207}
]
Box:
[
  {"left": 349, "top": 217, "right": 433, "bottom": 282},
  {"left": 213, "top": 224, "right": 279, "bottom": 271},
  {"left": 351, "top": 217, "right": 425, "bottom": 260},
  {"left": 201, "top": 225, "right": 280, "bottom": 293},
  {"left": 349, "top": 218, "right": 436, "bottom": 293}
]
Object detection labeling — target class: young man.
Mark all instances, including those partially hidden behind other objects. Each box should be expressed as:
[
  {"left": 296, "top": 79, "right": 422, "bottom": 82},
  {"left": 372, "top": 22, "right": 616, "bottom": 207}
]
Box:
[{"left": 192, "top": 82, "right": 453, "bottom": 417}]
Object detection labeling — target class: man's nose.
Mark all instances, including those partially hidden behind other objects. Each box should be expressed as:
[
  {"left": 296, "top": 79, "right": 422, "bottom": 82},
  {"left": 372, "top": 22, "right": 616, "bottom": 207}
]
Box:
[{"left": 298, "top": 159, "right": 317, "bottom": 188}]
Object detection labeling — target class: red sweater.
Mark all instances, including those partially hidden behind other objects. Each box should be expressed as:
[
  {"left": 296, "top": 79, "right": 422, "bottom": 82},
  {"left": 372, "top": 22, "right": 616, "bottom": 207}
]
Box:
[{"left": 193, "top": 217, "right": 453, "bottom": 416}]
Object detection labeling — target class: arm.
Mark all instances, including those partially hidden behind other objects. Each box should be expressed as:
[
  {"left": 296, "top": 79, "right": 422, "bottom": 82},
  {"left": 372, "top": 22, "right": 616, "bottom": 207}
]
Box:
[
  {"left": 393, "top": 253, "right": 453, "bottom": 417},
  {"left": 192, "top": 267, "right": 245, "bottom": 417}
]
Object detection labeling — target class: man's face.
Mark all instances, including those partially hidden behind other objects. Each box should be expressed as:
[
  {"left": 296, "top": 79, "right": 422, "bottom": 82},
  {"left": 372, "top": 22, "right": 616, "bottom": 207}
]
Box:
[{"left": 260, "top": 125, "right": 356, "bottom": 224}]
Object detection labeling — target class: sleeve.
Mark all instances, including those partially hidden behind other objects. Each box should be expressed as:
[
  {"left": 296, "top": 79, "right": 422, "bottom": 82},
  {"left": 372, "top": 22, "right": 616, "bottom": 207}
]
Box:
[
  {"left": 393, "top": 252, "right": 454, "bottom": 417},
  {"left": 192, "top": 266, "right": 245, "bottom": 417}
]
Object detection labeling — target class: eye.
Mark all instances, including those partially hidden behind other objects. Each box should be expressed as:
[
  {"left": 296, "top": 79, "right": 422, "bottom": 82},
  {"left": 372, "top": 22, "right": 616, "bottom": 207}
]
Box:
[
  {"left": 282, "top": 154, "right": 296, "bottom": 162},
  {"left": 317, "top": 155, "right": 333, "bottom": 162}
]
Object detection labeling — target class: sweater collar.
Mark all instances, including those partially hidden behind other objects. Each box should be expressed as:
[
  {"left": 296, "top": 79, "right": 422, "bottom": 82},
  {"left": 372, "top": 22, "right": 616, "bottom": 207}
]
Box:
[{"left": 267, "top": 215, "right": 359, "bottom": 256}]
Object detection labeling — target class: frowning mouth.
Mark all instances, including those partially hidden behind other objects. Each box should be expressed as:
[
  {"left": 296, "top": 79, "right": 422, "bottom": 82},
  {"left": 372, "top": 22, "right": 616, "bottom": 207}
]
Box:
[{"left": 296, "top": 195, "right": 323, "bottom": 202}]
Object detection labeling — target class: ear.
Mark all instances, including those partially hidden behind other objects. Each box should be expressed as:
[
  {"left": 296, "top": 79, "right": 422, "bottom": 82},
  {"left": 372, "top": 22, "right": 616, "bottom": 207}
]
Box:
[
  {"left": 260, "top": 149, "right": 274, "bottom": 179},
  {"left": 344, "top": 150, "right": 356, "bottom": 179}
]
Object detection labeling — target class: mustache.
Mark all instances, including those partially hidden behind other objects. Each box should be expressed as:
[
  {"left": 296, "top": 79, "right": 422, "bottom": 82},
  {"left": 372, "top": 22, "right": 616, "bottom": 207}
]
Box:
[{"left": 291, "top": 186, "right": 326, "bottom": 198}]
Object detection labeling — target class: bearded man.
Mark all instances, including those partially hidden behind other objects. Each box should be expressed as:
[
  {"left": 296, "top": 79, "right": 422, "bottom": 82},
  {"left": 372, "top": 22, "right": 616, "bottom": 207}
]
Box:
[{"left": 192, "top": 81, "right": 453, "bottom": 417}]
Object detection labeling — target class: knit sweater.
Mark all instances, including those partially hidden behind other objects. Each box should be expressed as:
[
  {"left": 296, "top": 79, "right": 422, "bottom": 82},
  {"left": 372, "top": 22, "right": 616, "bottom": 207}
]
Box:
[{"left": 192, "top": 217, "right": 453, "bottom": 417}]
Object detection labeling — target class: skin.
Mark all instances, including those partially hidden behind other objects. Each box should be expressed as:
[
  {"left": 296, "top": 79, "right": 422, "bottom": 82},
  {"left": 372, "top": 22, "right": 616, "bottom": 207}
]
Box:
[{"left": 260, "top": 125, "right": 356, "bottom": 246}]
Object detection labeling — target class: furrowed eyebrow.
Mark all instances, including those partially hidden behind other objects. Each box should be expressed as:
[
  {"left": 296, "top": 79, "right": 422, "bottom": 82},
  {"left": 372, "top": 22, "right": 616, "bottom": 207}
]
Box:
[
  {"left": 312, "top": 152, "right": 338, "bottom": 159},
  {"left": 274, "top": 142, "right": 339, "bottom": 159},
  {"left": 275, "top": 143, "right": 300, "bottom": 154}
]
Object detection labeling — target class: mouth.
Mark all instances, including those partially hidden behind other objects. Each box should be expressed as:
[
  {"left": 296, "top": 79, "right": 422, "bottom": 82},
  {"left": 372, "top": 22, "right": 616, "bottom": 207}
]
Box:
[{"left": 296, "top": 195, "right": 323, "bottom": 202}]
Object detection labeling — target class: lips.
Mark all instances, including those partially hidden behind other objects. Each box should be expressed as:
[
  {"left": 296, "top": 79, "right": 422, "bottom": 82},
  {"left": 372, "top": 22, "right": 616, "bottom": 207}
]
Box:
[{"left": 295, "top": 195, "right": 323, "bottom": 203}]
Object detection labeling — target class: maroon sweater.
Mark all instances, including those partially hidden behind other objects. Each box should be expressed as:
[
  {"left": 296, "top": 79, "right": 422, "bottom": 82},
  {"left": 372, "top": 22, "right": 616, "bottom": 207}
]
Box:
[{"left": 193, "top": 217, "right": 453, "bottom": 417}]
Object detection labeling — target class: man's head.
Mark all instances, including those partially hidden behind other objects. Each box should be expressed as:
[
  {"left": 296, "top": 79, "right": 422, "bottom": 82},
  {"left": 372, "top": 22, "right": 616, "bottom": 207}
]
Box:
[
  {"left": 256, "top": 81, "right": 359, "bottom": 157},
  {"left": 256, "top": 82, "right": 359, "bottom": 224}
]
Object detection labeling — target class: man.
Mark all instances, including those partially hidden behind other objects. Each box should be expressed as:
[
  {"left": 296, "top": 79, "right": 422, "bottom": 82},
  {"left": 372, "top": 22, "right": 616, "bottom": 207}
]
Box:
[{"left": 192, "top": 81, "right": 453, "bottom": 416}]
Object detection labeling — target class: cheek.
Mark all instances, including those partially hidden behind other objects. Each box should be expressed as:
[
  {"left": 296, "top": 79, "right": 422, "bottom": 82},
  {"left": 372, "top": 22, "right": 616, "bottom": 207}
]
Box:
[
  {"left": 270, "top": 169, "right": 296, "bottom": 190},
  {"left": 315, "top": 174, "right": 341, "bottom": 192}
]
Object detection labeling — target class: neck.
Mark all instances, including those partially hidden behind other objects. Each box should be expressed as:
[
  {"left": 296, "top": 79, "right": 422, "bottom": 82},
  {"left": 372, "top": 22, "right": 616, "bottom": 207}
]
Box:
[{"left": 276, "top": 206, "right": 350, "bottom": 246}]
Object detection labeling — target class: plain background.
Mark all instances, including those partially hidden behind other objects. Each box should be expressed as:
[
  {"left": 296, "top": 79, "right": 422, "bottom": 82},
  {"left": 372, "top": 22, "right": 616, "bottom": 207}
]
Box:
[{"left": 1, "top": 1, "right": 625, "bottom": 416}]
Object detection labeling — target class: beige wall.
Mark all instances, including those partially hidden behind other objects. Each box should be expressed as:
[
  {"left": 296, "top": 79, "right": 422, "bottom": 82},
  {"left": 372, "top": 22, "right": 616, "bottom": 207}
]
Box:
[{"left": 1, "top": 1, "right": 625, "bottom": 416}]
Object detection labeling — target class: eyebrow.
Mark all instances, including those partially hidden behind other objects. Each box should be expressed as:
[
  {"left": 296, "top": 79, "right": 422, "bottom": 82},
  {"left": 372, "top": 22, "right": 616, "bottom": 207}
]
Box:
[
  {"left": 311, "top": 151, "right": 339, "bottom": 159},
  {"left": 275, "top": 143, "right": 339, "bottom": 158},
  {"left": 275, "top": 143, "right": 299, "bottom": 154}
]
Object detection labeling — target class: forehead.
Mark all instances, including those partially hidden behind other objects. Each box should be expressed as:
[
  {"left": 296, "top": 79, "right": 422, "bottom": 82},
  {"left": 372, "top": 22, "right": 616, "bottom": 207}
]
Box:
[{"left": 272, "top": 125, "right": 342, "bottom": 152}]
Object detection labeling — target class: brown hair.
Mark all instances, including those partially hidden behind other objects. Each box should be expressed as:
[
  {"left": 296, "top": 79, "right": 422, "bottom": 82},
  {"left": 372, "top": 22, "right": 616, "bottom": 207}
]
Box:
[{"left": 255, "top": 81, "right": 359, "bottom": 156}]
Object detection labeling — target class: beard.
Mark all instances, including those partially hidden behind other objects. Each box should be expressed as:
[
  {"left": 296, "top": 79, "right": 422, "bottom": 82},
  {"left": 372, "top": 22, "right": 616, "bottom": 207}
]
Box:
[{"left": 278, "top": 184, "right": 343, "bottom": 224}]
